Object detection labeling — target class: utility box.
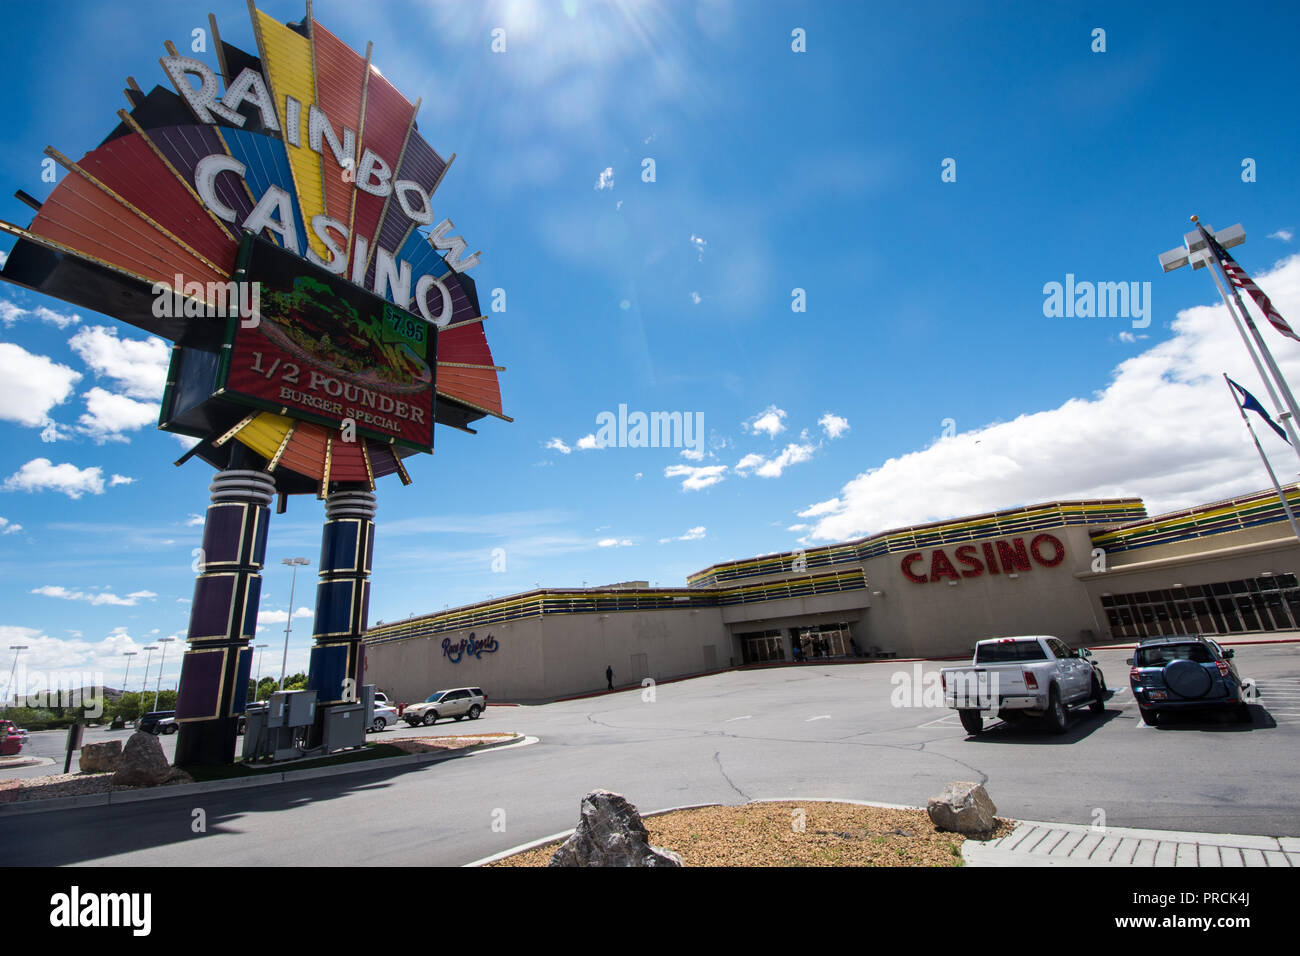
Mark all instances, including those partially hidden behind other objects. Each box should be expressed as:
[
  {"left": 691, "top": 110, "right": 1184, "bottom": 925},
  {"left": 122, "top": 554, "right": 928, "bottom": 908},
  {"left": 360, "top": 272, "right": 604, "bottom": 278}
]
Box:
[
  {"left": 268, "top": 690, "right": 316, "bottom": 729},
  {"left": 242, "top": 702, "right": 269, "bottom": 761},
  {"left": 321, "top": 703, "right": 365, "bottom": 752}
]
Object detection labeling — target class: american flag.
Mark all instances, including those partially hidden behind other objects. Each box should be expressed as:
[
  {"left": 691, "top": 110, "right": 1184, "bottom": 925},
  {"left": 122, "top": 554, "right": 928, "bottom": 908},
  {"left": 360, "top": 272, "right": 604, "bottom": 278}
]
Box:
[{"left": 1198, "top": 223, "right": 1299, "bottom": 342}]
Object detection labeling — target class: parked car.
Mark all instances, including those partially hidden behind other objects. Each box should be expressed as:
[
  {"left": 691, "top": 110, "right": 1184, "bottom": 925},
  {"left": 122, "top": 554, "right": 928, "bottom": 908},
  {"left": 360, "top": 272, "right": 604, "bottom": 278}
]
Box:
[
  {"left": 941, "top": 635, "right": 1106, "bottom": 735},
  {"left": 368, "top": 703, "right": 399, "bottom": 732},
  {"left": 139, "top": 710, "right": 177, "bottom": 735},
  {"left": 1, "top": 719, "right": 24, "bottom": 756},
  {"left": 1128, "top": 635, "right": 1250, "bottom": 725},
  {"left": 402, "top": 687, "right": 486, "bottom": 727}
]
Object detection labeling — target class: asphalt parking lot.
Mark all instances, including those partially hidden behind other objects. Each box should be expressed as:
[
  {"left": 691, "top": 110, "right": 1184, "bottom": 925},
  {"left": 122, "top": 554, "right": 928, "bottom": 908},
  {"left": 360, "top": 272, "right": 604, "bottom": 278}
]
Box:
[{"left": 1, "top": 641, "right": 1297, "bottom": 865}]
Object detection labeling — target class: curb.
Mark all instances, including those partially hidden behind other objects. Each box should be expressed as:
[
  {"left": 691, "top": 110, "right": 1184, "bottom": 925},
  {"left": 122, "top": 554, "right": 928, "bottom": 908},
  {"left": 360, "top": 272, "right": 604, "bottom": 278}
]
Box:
[{"left": 0, "top": 734, "right": 537, "bottom": 817}]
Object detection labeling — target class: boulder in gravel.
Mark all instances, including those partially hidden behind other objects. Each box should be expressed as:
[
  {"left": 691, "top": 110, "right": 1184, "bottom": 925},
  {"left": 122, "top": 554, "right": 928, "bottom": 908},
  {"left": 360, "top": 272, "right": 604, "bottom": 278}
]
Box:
[
  {"left": 111, "top": 731, "right": 173, "bottom": 787},
  {"left": 927, "top": 781, "right": 997, "bottom": 835},
  {"left": 78, "top": 739, "right": 122, "bottom": 773},
  {"left": 548, "top": 790, "right": 684, "bottom": 867}
]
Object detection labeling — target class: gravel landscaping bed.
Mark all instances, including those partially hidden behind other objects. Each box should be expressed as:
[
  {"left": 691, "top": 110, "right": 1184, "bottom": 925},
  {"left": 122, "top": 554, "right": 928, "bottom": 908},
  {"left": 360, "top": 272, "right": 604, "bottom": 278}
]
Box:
[
  {"left": 488, "top": 801, "right": 1014, "bottom": 867},
  {"left": 384, "top": 733, "right": 517, "bottom": 755},
  {"left": 0, "top": 769, "right": 192, "bottom": 804}
]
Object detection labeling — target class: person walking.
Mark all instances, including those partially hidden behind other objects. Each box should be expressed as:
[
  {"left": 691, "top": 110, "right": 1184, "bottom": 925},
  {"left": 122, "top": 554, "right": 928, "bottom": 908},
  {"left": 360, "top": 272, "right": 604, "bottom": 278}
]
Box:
[{"left": 605, "top": 665, "right": 613, "bottom": 690}]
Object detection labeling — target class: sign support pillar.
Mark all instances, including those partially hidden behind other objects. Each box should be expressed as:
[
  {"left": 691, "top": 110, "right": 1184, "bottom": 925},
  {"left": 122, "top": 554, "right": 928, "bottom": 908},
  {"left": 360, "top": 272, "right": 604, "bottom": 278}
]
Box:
[
  {"left": 174, "top": 463, "right": 274, "bottom": 766},
  {"left": 306, "top": 487, "right": 376, "bottom": 735}
]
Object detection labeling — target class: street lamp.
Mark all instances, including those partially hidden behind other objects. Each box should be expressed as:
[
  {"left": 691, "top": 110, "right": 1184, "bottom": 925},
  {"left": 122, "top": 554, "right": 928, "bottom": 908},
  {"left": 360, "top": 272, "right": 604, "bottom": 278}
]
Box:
[
  {"left": 5, "top": 644, "right": 29, "bottom": 710},
  {"left": 120, "top": 651, "right": 137, "bottom": 721},
  {"left": 140, "top": 645, "right": 160, "bottom": 722},
  {"left": 153, "top": 637, "right": 176, "bottom": 712},
  {"left": 279, "top": 557, "right": 311, "bottom": 691},
  {"left": 250, "top": 642, "right": 268, "bottom": 702}
]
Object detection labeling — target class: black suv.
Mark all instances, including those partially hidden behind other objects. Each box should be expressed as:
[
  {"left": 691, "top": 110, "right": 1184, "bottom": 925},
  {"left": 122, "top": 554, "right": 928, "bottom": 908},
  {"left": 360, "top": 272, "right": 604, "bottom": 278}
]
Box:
[
  {"left": 1128, "top": 636, "right": 1250, "bottom": 725},
  {"left": 138, "top": 710, "right": 177, "bottom": 734}
]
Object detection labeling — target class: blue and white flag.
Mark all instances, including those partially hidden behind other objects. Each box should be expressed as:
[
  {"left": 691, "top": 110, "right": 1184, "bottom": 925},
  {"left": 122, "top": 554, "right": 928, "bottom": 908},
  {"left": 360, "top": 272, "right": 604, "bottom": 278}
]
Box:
[{"left": 1227, "top": 376, "right": 1290, "bottom": 444}]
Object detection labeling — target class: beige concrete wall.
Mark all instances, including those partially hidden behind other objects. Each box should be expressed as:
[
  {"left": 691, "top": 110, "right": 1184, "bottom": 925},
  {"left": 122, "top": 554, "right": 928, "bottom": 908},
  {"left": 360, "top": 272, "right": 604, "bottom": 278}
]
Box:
[
  {"left": 858, "top": 526, "right": 1101, "bottom": 658},
  {"left": 366, "top": 607, "right": 732, "bottom": 704}
]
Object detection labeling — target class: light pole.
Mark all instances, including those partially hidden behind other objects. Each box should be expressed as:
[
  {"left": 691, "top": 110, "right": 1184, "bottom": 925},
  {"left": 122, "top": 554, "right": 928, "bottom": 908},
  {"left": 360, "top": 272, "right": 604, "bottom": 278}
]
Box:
[
  {"left": 140, "top": 645, "right": 158, "bottom": 711},
  {"left": 5, "top": 644, "right": 29, "bottom": 710},
  {"left": 1160, "top": 220, "right": 1300, "bottom": 463},
  {"left": 154, "top": 637, "right": 176, "bottom": 712},
  {"left": 250, "top": 642, "right": 268, "bottom": 702},
  {"left": 121, "top": 651, "right": 136, "bottom": 723},
  {"left": 279, "top": 557, "right": 311, "bottom": 692}
]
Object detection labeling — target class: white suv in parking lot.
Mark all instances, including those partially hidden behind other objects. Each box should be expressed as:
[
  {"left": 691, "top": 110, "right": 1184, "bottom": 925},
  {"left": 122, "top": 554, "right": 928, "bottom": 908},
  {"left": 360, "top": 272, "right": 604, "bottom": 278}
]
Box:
[{"left": 402, "top": 687, "right": 487, "bottom": 727}]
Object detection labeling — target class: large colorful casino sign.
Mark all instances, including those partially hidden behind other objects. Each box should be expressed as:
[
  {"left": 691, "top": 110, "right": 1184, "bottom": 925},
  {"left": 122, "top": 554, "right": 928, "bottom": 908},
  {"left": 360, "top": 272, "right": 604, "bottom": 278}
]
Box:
[
  {"left": 0, "top": 2, "right": 508, "bottom": 491},
  {"left": 0, "top": 3, "right": 509, "bottom": 764}
]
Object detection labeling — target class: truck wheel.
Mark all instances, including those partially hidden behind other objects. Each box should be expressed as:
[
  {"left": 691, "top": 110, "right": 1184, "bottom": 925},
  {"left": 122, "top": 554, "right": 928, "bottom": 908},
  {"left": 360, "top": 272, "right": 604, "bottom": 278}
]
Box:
[
  {"left": 958, "top": 709, "right": 983, "bottom": 735},
  {"left": 1090, "top": 676, "right": 1106, "bottom": 715},
  {"left": 1139, "top": 706, "right": 1159, "bottom": 726},
  {"left": 1047, "top": 687, "right": 1068, "bottom": 734}
]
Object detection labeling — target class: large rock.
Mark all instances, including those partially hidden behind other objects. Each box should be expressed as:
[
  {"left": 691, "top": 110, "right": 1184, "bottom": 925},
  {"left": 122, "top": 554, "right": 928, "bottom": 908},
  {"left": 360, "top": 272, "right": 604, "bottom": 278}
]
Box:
[
  {"left": 548, "top": 790, "right": 684, "bottom": 867},
  {"left": 111, "top": 731, "right": 173, "bottom": 787},
  {"left": 79, "top": 739, "right": 122, "bottom": 773},
  {"left": 927, "top": 781, "right": 997, "bottom": 835}
]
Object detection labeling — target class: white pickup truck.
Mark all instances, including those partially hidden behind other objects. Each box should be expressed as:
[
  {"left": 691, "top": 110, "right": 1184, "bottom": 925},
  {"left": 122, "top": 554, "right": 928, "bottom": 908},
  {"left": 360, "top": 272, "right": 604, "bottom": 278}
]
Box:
[{"left": 940, "top": 635, "right": 1106, "bottom": 735}]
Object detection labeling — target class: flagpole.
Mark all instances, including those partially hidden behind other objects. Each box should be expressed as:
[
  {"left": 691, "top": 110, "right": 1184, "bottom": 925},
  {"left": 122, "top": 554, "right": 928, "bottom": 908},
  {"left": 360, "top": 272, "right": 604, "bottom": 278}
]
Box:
[
  {"left": 1225, "top": 374, "right": 1300, "bottom": 543},
  {"left": 1204, "top": 252, "right": 1300, "bottom": 457},
  {"left": 1196, "top": 216, "right": 1300, "bottom": 463}
]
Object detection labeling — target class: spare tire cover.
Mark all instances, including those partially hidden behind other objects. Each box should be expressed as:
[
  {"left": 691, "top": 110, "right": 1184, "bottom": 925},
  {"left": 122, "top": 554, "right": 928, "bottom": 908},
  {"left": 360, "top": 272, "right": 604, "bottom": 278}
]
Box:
[{"left": 1164, "top": 659, "right": 1213, "bottom": 698}]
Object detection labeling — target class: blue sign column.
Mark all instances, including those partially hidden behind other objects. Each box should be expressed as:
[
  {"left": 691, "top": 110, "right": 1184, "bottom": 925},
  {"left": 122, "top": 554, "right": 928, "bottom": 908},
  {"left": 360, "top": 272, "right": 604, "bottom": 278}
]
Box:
[
  {"left": 306, "top": 489, "right": 376, "bottom": 723},
  {"left": 174, "top": 468, "right": 274, "bottom": 766}
]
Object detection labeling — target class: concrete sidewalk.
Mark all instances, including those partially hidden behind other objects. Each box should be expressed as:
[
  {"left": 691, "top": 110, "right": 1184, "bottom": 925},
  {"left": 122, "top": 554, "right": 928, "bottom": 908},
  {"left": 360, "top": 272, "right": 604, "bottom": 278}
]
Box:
[{"left": 964, "top": 819, "right": 1300, "bottom": 867}]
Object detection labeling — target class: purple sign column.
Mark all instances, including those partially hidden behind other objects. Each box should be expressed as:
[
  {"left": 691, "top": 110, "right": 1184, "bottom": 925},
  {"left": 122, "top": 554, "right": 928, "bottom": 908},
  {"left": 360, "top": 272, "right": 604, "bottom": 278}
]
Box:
[
  {"left": 306, "top": 489, "right": 376, "bottom": 731},
  {"left": 174, "top": 469, "right": 274, "bottom": 766}
]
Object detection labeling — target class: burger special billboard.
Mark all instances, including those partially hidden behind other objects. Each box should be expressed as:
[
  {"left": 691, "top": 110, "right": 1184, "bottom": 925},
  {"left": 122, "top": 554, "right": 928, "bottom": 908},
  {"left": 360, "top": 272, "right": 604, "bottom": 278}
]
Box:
[{"left": 221, "top": 235, "right": 436, "bottom": 451}]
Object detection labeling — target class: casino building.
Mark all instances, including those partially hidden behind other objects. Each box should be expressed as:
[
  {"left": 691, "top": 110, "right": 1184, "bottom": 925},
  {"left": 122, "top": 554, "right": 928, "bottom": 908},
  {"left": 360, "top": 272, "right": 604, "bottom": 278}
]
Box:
[{"left": 363, "top": 485, "right": 1300, "bottom": 703}]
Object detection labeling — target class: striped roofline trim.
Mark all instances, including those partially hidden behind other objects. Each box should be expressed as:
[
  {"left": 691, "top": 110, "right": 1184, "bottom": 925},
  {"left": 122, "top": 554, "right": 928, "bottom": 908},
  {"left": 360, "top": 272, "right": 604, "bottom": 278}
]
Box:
[
  {"left": 1090, "top": 484, "right": 1300, "bottom": 556},
  {"left": 686, "top": 499, "right": 1147, "bottom": 588},
  {"left": 364, "top": 569, "right": 868, "bottom": 645}
]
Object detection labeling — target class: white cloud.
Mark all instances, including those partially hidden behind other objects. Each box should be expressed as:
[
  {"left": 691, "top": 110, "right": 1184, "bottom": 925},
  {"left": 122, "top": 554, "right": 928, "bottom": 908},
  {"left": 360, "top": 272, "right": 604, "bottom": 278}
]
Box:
[
  {"left": 680, "top": 447, "right": 705, "bottom": 461},
  {"left": 109, "top": 474, "right": 134, "bottom": 486},
  {"left": 595, "top": 166, "right": 614, "bottom": 190},
  {"left": 597, "top": 537, "right": 633, "bottom": 547},
  {"left": 742, "top": 442, "right": 815, "bottom": 478},
  {"left": 746, "top": 405, "right": 787, "bottom": 439},
  {"left": 545, "top": 437, "right": 572, "bottom": 455},
  {"left": 78, "top": 387, "right": 158, "bottom": 443},
  {"left": 576, "top": 433, "right": 602, "bottom": 450},
  {"left": 0, "top": 516, "right": 22, "bottom": 535},
  {"left": 818, "top": 413, "right": 850, "bottom": 439},
  {"left": 690, "top": 291, "right": 702, "bottom": 305},
  {"left": 787, "top": 523, "right": 808, "bottom": 532},
  {"left": 659, "top": 525, "right": 706, "bottom": 543},
  {"left": 690, "top": 233, "right": 707, "bottom": 260},
  {"left": 1269, "top": 229, "right": 1294, "bottom": 242},
  {"left": 186, "top": 513, "right": 205, "bottom": 526},
  {"left": 67, "top": 325, "right": 169, "bottom": 400},
  {"left": 257, "top": 607, "right": 313, "bottom": 626},
  {"left": 0, "top": 343, "right": 81, "bottom": 427},
  {"left": 31, "top": 585, "right": 157, "bottom": 607},
  {"left": 4, "top": 459, "right": 107, "bottom": 499},
  {"left": 665, "top": 463, "right": 726, "bottom": 490},
  {"left": 1118, "top": 331, "right": 1149, "bottom": 344},
  {"left": 802, "top": 254, "right": 1300, "bottom": 542},
  {"left": 0, "top": 298, "right": 81, "bottom": 329},
  {"left": 633, "top": 472, "right": 643, "bottom": 480}
]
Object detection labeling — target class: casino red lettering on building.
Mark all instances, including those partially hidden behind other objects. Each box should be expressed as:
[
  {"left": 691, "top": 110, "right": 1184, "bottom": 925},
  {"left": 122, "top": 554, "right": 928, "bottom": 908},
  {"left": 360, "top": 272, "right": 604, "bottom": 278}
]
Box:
[{"left": 900, "top": 534, "right": 1066, "bottom": 583}]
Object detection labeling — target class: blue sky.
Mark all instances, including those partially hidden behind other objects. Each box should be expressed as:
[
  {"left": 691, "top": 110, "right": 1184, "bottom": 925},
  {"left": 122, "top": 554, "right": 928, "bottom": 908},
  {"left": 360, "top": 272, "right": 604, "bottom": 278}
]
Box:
[{"left": 2, "top": 0, "right": 1299, "bottom": 692}]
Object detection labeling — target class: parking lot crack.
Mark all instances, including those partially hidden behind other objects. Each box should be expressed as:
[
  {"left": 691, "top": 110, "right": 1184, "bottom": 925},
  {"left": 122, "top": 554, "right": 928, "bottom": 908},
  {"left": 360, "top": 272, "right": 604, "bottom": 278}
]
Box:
[{"left": 713, "top": 750, "right": 750, "bottom": 801}]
